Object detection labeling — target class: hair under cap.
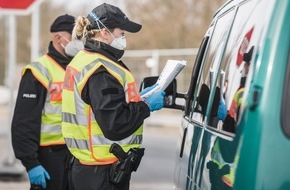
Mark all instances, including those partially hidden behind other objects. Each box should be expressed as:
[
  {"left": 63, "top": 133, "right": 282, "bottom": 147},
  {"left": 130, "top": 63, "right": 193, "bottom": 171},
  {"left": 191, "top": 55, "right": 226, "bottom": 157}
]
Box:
[
  {"left": 87, "top": 3, "right": 142, "bottom": 33},
  {"left": 50, "top": 14, "right": 75, "bottom": 34}
]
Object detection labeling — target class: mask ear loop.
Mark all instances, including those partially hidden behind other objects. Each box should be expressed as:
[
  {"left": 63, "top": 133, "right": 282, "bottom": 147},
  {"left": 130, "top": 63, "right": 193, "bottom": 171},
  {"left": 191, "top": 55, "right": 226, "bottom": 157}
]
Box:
[
  {"left": 89, "top": 12, "right": 102, "bottom": 31},
  {"left": 58, "top": 33, "right": 70, "bottom": 43},
  {"left": 89, "top": 12, "right": 117, "bottom": 39}
]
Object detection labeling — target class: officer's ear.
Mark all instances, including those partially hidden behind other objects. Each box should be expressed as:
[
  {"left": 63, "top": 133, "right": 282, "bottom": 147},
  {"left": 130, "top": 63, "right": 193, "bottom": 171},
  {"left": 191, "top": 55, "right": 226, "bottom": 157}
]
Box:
[
  {"left": 52, "top": 33, "right": 62, "bottom": 43},
  {"left": 99, "top": 28, "right": 109, "bottom": 39}
]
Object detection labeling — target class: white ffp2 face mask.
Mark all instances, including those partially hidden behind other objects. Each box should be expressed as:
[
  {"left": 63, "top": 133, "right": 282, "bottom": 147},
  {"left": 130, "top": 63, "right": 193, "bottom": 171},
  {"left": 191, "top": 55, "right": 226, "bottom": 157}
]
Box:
[
  {"left": 60, "top": 34, "right": 84, "bottom": 57},
  {"left": 64, "top": 40, "right": 84, "bottom": 57},
  {"left": 110, "top": 36, "right": 126, "bottom": 50}
]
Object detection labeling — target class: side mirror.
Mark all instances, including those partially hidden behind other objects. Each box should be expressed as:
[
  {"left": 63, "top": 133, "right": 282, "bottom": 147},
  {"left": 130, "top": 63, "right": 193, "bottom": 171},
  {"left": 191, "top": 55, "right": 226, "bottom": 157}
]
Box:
[{"left": 140, "top": 76, "right": 185, "bottom": 110}]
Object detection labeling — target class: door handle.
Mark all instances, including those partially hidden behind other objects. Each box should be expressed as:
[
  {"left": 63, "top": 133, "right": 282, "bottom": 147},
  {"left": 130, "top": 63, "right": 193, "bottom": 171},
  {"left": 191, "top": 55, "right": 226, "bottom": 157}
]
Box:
[{"left": 179, "top": 127, "right": 188, "bottom": 158}]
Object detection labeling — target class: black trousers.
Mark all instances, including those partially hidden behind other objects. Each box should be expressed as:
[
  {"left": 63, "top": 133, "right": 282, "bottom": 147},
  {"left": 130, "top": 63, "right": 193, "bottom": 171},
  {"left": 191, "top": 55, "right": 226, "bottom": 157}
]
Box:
[
  {"left": 37, "top": 145, "right": 71, "bottom": 190},
  {"left": 70, "top": 158, "right": 130, "bottom": 190}
]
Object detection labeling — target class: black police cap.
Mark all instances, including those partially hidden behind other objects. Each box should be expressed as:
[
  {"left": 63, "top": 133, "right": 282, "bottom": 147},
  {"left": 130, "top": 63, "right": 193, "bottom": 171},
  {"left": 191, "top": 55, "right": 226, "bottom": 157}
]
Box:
[
  {"left": 87, "top": 3, "right": 142, "bottom": 33},
  {"left": 243, "top": 46, "right": 254, "bottom": 64},
  {"left": 50, "top": 14, "right": 75, "bottom": 34}
]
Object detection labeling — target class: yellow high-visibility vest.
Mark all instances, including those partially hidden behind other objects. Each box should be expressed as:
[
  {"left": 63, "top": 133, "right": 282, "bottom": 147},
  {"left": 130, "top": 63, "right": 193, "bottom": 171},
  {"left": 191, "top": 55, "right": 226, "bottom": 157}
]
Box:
[
  {"left": 62, "top": 50, "right": 143, "bottom": 165},
  {"left": 229, "top": 88, "right": 245, "bottom": 121},
  {"left": 22, "top": 55, "right": 66, "bottom": 146},
  {"left": 211, "top": 139, "right": 238, "bottom": 188}
]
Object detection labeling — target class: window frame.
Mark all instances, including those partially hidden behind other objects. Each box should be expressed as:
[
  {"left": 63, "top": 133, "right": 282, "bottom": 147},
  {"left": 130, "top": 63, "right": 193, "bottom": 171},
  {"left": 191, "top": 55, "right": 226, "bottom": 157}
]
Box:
[
  {"left": 185, "top": 36, "right": 210, "bottom": 116},
  {"left": 281, "top": 50, "right": 290, "bottom": 139}
]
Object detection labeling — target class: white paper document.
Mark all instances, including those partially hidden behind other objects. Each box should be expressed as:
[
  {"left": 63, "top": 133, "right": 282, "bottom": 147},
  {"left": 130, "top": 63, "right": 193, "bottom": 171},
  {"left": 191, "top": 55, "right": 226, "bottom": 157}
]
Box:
[{"left": 141, "top": 59, "right": 187, "bottom": 99}]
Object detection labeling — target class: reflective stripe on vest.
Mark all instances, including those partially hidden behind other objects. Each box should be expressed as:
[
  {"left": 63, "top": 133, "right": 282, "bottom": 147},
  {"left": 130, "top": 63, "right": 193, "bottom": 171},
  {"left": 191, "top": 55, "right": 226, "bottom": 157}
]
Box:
[
  {"left": 62, "top": 50, "right": 143, "bottom": 165},
  {"left": 64, "top": 135, "right": 142, "bottom": 149},
  {"left": 23, "top": 55, "right": 65, "bottom": 146}
]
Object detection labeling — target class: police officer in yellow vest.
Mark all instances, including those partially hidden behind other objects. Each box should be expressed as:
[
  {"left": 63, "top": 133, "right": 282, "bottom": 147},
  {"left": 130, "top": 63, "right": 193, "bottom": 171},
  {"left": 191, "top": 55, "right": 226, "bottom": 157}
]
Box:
[
  {"left": 61, "top": 3, "right": 165, "bottom": 190},
  {"left": 217, "top": 46, "right": 253, "bottom": 133},
  {"left": 11, "top": 14, "right": 84, "bottom": 190},
  {"left": 209, "top": 47, "right": 254, "bottom": 189}
]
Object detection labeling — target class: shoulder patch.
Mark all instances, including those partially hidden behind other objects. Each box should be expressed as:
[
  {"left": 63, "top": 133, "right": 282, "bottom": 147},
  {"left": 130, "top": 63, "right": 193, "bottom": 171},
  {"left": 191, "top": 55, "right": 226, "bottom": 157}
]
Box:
[{"left": 23, "top": 94, "right": 37, "bottom": 98}]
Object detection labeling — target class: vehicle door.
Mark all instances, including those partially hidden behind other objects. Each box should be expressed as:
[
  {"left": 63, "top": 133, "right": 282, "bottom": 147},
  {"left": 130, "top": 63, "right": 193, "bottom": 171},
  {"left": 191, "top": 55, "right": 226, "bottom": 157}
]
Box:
[
  {"left": 173, "top": 4, "right": 236, "bottom": 190},
  {"left": 173, "top": 32, "right": 211, "bottom": 190},
  {"left": 198, "top": 0, "right": 271, "bottom": 189}
]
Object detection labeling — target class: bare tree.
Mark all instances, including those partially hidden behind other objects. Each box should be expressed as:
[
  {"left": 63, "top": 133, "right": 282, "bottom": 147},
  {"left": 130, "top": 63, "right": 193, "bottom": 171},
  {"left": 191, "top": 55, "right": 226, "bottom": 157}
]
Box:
[
  {"left": 0, "top": 0, "right": 226, "bottom": 84},
  {"left": 124, "top": 0, "right": 226, "bottom": 49}
]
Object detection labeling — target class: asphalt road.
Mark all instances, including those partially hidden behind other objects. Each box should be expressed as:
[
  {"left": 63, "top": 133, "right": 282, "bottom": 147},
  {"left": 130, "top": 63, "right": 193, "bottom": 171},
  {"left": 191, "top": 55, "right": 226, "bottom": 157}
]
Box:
[
  {"left": 131, "top": 125, "right": 179, "bottom": 190},
  {"left": 0, "top": 107, "right": 182, "bottom": 190}
]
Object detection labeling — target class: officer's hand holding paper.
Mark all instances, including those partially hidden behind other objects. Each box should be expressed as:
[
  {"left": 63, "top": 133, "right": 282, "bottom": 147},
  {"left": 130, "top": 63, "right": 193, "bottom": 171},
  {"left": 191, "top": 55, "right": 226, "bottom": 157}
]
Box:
[
  {"left": 140, "top": 84, "right": 158, "bottom": 97},
  {"left": 141, "top": 59, "right": 187, "bottom": 99},
  {"left": 144, "top": 91, "right": 166, "bottom": 111}
]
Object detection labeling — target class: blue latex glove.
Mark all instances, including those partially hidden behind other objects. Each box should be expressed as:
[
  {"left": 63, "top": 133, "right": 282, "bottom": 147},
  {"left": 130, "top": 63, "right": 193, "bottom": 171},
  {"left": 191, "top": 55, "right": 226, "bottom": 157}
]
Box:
[
  {"left": 144, "top": 91, "right": 166, "bottom": 111},
  {"left": 28, "top": 165, "right": 50, "bottom": 189},
  {"left": 217, "top": 100, "right": 227, "bottom": 121},
  {"left": 140, "top": 84, "right": 157, "bottom": 96}
]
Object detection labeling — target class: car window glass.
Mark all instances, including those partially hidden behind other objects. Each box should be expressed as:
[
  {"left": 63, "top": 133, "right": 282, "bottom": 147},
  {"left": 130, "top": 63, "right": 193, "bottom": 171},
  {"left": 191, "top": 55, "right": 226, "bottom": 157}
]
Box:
[
  {"left": 186, "top": 37, "right": 209, "bottom": 116},
  {"left": 189, "top": 8, "right": 235, "bottom": 125},
  {"left": 209, "top": 0, "right": 268, "bottom": 134}
]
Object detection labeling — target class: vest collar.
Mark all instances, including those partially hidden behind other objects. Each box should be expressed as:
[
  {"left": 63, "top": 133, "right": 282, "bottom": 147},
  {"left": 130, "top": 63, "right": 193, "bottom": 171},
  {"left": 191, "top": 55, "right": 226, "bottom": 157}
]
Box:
[{"left": 84, "top": 39, "right": 124, "bottom": 61}]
